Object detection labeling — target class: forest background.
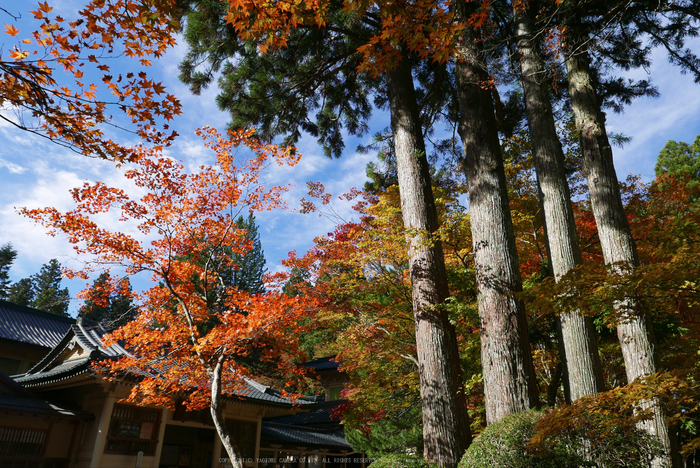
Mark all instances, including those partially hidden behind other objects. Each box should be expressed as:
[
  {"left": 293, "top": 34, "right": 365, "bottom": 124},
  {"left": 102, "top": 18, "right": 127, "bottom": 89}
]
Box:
[{"left": 0, "top": 0, "right": 698, "bottom": 310}]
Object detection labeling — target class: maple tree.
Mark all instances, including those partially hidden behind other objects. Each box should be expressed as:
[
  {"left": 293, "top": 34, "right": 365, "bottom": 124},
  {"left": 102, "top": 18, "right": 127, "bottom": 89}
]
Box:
[
  {"left": 288, "top": 183, "right": 483, "bottom": 450},
  {"left": 21, "top": 127, "right": 309, "bottom": 467},
  {"left": 1, "top": 0, "right": 181, "bottom": 161}
]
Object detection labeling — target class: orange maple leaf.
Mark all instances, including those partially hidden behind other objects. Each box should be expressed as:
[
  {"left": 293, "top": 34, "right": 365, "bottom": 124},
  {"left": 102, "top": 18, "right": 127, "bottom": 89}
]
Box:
[{"left": 4, "top": 24, "right": 20, "bottom": 37}]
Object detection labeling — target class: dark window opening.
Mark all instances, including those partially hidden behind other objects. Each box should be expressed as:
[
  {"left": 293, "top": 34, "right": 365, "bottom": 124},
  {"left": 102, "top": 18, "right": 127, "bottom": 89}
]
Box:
[
  {"left": 0, "top": 427, "right": 47, "bottom": 457},
  {"left": 105, "top": 404, "right": 161, "bottom": 455}
]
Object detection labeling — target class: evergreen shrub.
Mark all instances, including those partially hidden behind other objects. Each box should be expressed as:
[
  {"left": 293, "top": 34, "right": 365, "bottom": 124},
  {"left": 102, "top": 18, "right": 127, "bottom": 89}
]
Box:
[
  {"left": 458, "top": 409, "right": 578, "bottom": 468},
  {"left": 460, "top": 407, "right": 663, "bottom": 468},
  {"left": 369, "top": 454, "right": 433, "bottom": 468}
]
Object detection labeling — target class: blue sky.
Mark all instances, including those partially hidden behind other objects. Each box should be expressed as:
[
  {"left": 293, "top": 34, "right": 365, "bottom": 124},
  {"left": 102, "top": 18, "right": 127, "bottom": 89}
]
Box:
[{"left": 0, "top": 2, "right": 698, "bottom": 314}]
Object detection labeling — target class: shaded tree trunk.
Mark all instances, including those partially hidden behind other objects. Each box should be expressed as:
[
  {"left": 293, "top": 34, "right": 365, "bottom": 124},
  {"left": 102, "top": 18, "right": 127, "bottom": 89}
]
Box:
[
  {"left": 514, "top": 4, "right": 603, "bottom": 401},
  {"left": 386, "top": 55, "right": 471, "bottom": 468},
  {"left": 453, "top": 10, "right": 539, "bottom": 425},
  {"left": 564, "top": 19, "right": 674, "bottom": 468}
]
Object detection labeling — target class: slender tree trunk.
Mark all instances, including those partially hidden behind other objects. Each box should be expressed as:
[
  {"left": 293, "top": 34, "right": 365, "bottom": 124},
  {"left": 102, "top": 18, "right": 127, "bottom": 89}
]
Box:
[
  {"left": 453, "top": 10, "right": 539, "bottom": 425},
  {"left": 210, "top": 359, "right": 243, "bottom": 468},
  {"left": 564, "top": 20, "right": 674, "bottom": 468},
  {"left": 514, "top": 5, "right": 603, "bottom": 401},
  {"left": 386, "top": 55, "right": 471, "bottom": 468}
]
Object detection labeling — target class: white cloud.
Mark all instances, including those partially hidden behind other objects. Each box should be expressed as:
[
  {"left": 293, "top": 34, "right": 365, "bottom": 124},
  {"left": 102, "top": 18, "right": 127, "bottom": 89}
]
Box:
[
  {"left": 0, "top": 158, "right": 26, "bottom": 174},
  {"left": 607, "top": 38, "right": 700, "bottom": 181}
]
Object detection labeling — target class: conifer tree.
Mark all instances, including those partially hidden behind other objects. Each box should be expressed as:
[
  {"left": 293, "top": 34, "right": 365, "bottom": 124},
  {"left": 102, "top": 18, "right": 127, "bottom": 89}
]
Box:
[
  {"left": 226, "top": 214, "right": 266, "bottom": 295},
  {"left": 453, "top": 1, "right": 539, "bottom": 423},
  {"left": 31, "top": 259, "right": 70, "bottom": 316},
  {"left": 562, "top": 12, "right": 674, "bottom": 467},
  {"left": 0, "top": 243, "right": 17, "bottom": 299},
  {"left": 656, "top": 134, "right": 700, "bottom": 194},
  {"left": 7, "top": 278, "right": 35, "bottom": 307},
  {"left": 4, "top": 258, "right": 70, "bottom": 315},
  {"left": 511, "top": 1, "right": 603, "bottom": 403}
]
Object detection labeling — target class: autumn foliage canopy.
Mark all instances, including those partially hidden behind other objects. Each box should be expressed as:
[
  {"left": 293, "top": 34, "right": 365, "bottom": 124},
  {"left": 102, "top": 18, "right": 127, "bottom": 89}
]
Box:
[
  {"left": 2, "top": 0, "right": 181, "bottom": 160},
  {"left": 22, "top": 127, "right": 311, "bottom": 411}
]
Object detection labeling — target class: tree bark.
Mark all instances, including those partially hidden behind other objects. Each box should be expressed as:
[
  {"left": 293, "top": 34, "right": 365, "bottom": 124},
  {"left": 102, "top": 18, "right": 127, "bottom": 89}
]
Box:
[
  {"left": 210, "top": 359, "right": 244, "bottom": 468},
  {"left": 453, "top": 11, "right": 539, "bottom": 425},
  {"left": 514, "top": 4, "right": 603, "bottom": 401},
  {"left": 564, "top": 19, "right": 674, "bottom": 468},
  {"left": 386, "top": 55, "right": 471, "bottom": 468}
]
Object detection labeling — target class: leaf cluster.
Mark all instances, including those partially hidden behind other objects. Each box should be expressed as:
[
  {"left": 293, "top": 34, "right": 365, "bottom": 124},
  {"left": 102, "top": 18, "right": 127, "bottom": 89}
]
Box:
[
  {"left": 21, "top": 126, "right": 310, "bottom": 411},
  {"left": 2, "top": 0, "right": 182, "bottom": 160}
]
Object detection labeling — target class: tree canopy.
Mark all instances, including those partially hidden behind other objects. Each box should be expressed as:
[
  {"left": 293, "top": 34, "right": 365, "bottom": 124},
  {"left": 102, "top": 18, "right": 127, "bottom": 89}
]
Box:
[
  {"left": 6, "top": 0, "right": 700, "bottom": 465},
  {"left": 0, "top": 243, "right": 17, "bottom": 299},
  {"left": 656, "top": 134, "right": 700, "bottom": 194},
  {"left": 225, "top": 213, "right": 267, "bottom": 295},
  {"left": 3, "top": 257, "right": 70, "bottom": 316},
  {"left": 1, "top": 0, "right": 181, "bottom": 160}
]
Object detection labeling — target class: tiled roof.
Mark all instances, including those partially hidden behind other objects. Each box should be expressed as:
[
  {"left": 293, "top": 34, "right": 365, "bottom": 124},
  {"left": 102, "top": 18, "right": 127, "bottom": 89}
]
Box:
[
  {"left": 0, "top": 370, "right": 92, "bottom": 420},
  {"left": 301, "top": 356, "right": 341, "bottom": 371},
  {"left": 261, "top": 422, "right": 351, "bottom": 450},
  {"left": 264, "top": 399, "right": 342, "bottom": 426},
  {"left": 15, "top": 357, "right": 92, "bottom": 387},
  {"left": 235, "top": 378, "right": 312, "bottom": 406},
  {"left": 17, "top": 320, "right": 309, "bottom": 407},
  {"left": 71, "top": 321, "right": 126, "bottom": 358},
  {"left": 0, "top": 299, "right": 75, "bottom": 349},
  {"left": 19, "top": 319, "right": 126, "bottom": 382}
]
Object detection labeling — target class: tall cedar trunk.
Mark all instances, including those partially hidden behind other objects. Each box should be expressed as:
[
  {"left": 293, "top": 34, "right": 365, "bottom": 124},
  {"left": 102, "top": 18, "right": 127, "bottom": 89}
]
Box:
[
  {"left": 386, "top": 56, "right": 471, "bottom": 467},
  {"left": 514, "top": 5, "right": 603, "bottom": 401},
  {"left": 210, "top": 359, "right": 243, "bottom": 468},
  {"left": 453, "top": 11, "right": 539, "bottom": 425},
  {"left": 564, "top": 20, "right": 674, "bottom": 468}
]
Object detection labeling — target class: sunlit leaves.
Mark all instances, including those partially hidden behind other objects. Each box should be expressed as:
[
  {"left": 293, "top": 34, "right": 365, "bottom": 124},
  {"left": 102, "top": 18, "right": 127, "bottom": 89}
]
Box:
[
  {"left": 219, "top": 0, "right": 469, "bottom": 77},
  {"left": 21, "top": 127, "right": 311, "bottom": 411},
  {"left": 2, "top": 0, "right": 182, "bottom": 161}
]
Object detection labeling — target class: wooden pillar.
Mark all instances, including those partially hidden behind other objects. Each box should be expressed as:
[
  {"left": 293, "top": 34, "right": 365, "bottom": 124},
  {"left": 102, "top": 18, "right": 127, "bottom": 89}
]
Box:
[
  {"left": 89, "top": 394, "right": 115, "bottom": 468},
  {"left": 152, "top": 408, "right": 168, "bottom": 468}
]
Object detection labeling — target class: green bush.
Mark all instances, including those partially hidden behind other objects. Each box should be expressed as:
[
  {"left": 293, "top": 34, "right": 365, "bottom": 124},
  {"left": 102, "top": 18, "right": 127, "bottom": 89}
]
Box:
[
  {"left": 369, "top": 454, "right": 434, "bottom": 468},
  {"left": 460, "top": 408, "right": 663, "bottom": 468},
  {"left": 459, "top": 410, "right": 580, "bottom": 468}
]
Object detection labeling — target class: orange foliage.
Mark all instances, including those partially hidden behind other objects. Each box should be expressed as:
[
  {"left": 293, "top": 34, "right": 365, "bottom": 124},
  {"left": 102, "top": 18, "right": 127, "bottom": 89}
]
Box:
[
  {"left": 284, "top": 189, "right": 422, "bottom": 424},
  {"left": 21, "top": 127, "right": 313, "bottom": 412},
  {"left": 2, "top": 0, "right": 182, "bottom": 160},
  {"left": 220, "top": 0, "right": 495, "bottom": 77},
  {"left": 287, "top": 183, "right": 483, "bottom": 431}
]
